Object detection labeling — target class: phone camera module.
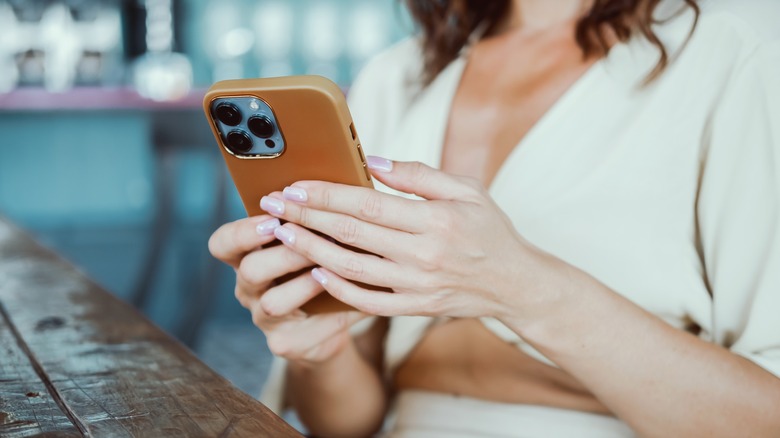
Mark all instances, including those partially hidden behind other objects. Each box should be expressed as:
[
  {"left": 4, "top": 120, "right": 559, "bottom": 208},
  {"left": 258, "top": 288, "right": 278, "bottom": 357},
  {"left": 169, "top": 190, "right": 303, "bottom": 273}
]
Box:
[
  {"left": 215, "top": 103, "right": 242, "bottom": 126},
  {"left": 226, "top": 130, "right": 253, "bottom": 154},
  {"left": 248, "top": 115, "right": 275, "bottom": 138}
]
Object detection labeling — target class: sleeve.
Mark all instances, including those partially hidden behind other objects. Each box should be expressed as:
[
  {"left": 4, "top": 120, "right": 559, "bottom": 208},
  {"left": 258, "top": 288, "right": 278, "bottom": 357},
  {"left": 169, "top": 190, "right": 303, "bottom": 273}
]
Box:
[
  {"left": 697, "top": 41, "right": 780, "bottom": 378},
  {"left": 258, "top": 355, "right": 288, "bottom": 414}
]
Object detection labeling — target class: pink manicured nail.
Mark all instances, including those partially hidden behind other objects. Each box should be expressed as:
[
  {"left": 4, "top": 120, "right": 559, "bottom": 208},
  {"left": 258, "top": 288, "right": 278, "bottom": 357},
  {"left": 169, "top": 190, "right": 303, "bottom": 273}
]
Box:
[
  {"left": 366, "top": 156, "right": 393, "bottom": 172},
  {"left": 256, "top": 218, "right": 280, "bottom": 235},
  {"left": 283, "top": 186, "right": 308, "bottom": 202},
  {"left": 311, "top": 268, "right": 328, "bottom": 286},
  {"left": 274, "top": 226, "right": 295, "bottom": 245},
  {"left": 260, "top": 196, "right": 284, "bottom": 215}
]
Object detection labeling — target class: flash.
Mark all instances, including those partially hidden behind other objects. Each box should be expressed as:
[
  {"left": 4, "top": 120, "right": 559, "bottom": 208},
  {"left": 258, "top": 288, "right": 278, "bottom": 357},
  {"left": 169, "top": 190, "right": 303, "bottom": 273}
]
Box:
[{"left": 249, "top": 99, "right": 260, "bottom": 111}]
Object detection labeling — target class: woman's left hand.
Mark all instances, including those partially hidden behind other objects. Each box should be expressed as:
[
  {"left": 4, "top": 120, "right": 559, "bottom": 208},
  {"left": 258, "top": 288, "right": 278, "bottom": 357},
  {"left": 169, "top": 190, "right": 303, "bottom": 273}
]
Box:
[{"left": 259, "top": 156, "right": 560, "bottom": 321}]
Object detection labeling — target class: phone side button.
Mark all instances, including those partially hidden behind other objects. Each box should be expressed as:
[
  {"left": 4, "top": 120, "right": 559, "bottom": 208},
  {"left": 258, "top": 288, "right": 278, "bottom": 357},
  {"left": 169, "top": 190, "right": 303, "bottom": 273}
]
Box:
[
  {"left": 357, "top": 144, "right": 371, "bottom": 181},
  {"left": 356, "top": 144, "right": 367, "bottom": 162}
]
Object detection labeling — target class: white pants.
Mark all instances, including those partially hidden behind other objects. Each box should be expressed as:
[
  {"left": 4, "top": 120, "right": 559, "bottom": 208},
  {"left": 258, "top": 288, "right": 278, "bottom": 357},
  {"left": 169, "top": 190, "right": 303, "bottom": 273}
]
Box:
[{"left": 383, "top": 390, "right": 636, "bottom": 438}]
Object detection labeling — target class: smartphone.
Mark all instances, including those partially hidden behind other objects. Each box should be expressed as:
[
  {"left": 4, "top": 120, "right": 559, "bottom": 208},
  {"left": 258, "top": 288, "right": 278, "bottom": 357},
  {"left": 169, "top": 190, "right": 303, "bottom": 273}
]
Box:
[{"left": 203, "top": 76, "right": 373, "bottom": 314}]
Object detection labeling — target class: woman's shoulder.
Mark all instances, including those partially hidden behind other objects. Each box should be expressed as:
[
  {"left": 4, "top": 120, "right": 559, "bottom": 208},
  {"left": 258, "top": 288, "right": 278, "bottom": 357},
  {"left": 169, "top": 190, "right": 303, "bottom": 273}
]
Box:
[
  {"left": 693, "top": 1, "right": 780, "bottom": 93},
  {"left": 646, "top": 0, "right": 780, "bottom": 67},
  {"left": 633, "top": 0, "right": 780, "bottom": 108},
  {"left": 348, "top": 37, "right": 426, "bottom": 109},
  {"left": 347, "top": 37, "right": 426, "bottom": 155},
  {"left": 701, "top": 0, "right": 780, "bottom": 43},
  {"left": 352, "top": 37, "right": 425, "bottom": 87},
  {"left": 690, "top": 0, "right": 780, "bottom": 61}
]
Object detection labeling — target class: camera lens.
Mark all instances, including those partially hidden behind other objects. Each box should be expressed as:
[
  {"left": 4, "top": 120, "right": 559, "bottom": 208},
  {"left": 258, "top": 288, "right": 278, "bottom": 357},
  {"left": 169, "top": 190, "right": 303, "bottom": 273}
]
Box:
[
  {"left": 226, "top": 130, "right": 253, "bottom": 154},
  {"left": 215, "top": 103, "right": 242, "bottom": 126},
  {"left": 248, "top": 115, "right": 275, "bottom": 138}
]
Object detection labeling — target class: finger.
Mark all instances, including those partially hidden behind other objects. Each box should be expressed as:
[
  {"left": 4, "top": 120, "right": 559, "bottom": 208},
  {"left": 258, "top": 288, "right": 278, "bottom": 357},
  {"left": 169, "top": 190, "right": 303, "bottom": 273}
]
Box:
[
  {"left": 272, "top": 182, "right": 430, "bottom": 233},
  {"left": 365, "top": 157, "right": 483, "bottom": 201},
  {"left": 234, "top": 282, "right": 255, "bottom": 310},
  {"left": 272, "top": 222, "right": 414, "bottom": 289},
  {"left": 236, "top": 243, "right": 314, "bottom": 296},
  {"left": 242, "top": 288, "right": 307, "bottom": 328},
  {"left": 311, "top": 268, "right": 431, "bottom": 317},
  {"left": 209, "top": 215, "right": 282, "bottom": 268},
  {"left": 258, "top": 271, "right": 324, "bottom": 317},
  {"left": 263, "top": 311, "right": 367, "bottom": 358},
  {"left": 263, "top": 193, "right": 416, "bottom": 260},
  {"left": 246, "top": 294, "right": 307, "bottom": 332}
]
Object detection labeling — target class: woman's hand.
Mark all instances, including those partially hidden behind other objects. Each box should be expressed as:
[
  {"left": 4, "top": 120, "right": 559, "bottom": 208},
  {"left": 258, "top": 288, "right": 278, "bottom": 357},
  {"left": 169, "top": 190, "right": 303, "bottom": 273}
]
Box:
[
  {"left": 208, "top": 215, "right": 367, "bottom": 365},
  {"left": 259, "top": 156, "right": 560, "bottom": 322}
]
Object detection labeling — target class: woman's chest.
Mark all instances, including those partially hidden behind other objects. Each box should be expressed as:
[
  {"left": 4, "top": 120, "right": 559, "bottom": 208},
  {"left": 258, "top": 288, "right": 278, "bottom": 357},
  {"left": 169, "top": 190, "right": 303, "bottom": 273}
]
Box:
[{"left": 440, "top": 46, "right": 597, "bottom": 188}]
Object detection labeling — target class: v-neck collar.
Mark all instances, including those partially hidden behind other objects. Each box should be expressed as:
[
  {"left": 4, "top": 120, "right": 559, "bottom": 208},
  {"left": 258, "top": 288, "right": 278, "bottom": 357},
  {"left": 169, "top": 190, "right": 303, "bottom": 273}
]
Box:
[{"left": 420, "top": 41, "right": 622, "bottom": 197}]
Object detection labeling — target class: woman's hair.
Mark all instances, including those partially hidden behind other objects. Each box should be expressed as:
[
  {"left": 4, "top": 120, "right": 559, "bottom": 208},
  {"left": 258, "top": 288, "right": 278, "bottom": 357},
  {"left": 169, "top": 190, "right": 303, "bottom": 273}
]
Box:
[{"left": 404, "top": 0, "right": 700, "bottom": 85}]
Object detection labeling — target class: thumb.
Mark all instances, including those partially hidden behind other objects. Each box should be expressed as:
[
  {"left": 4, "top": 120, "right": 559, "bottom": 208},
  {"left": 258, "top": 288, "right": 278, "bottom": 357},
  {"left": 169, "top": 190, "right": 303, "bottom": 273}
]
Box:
[{"left": 365, "top": 156, "right": 476, "bottom": 201}]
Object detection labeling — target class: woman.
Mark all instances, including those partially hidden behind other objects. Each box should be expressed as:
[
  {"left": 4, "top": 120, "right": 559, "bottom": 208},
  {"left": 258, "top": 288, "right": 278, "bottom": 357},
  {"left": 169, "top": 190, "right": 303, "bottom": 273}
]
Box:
[{"left": 209, "top": 0, "right": 780, "bottom": 436}]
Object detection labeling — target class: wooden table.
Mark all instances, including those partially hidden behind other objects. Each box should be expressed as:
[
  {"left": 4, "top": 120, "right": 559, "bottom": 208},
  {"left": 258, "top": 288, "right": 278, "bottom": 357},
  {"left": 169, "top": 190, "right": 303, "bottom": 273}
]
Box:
[{"left": 0, "top": 218, "right": 300, "bottom": 437}]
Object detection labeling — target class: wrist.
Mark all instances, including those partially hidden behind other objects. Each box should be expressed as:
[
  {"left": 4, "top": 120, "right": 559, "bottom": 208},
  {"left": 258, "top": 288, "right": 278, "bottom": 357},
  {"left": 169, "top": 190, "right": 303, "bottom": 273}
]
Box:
[{"left": 496, "top": 248, "right": 603, "bottom": 343}]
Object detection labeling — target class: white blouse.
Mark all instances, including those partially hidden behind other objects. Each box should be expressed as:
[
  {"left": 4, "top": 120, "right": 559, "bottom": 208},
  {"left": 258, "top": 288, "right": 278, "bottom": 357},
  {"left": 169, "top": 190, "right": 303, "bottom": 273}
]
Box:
[{"left": 260, "top": 0, "right": 780, "bottom": 414}]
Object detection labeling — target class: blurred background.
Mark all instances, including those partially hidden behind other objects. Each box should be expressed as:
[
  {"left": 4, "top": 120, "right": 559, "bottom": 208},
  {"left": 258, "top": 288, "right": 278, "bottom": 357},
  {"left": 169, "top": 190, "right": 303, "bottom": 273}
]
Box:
[{"left": 0, "top": 0, "right": 411, "bottom": 404}]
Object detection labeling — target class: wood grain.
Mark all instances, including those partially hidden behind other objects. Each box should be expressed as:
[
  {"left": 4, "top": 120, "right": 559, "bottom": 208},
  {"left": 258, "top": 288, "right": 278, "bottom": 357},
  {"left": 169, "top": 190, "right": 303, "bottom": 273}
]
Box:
[
  {"left": 0, "top": 304, "right": 82, "bottom": 437},
  {"left": 0, "top": 219, "right": 301, "bottom": 437}
]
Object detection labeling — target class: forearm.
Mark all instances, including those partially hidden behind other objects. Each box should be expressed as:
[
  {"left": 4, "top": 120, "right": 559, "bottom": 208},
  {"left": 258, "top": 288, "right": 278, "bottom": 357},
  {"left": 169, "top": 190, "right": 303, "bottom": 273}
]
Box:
[
  {"left": 503, "top": 260, "right": 780, "bottom": 437},
  {"left": 286, "top": 338, "right": 387, "bottom": 437}
]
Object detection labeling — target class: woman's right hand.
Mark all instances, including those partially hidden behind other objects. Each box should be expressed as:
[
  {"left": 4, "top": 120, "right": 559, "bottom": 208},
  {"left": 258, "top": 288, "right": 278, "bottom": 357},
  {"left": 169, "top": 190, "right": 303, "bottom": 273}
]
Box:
[{"left": 208, "top": 214, "right": 367, "bottom": 365}]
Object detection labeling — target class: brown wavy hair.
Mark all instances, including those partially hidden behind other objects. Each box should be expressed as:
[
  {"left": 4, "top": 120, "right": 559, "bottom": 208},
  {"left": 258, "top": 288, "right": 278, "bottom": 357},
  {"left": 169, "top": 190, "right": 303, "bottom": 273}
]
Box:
[{"left": 405, "top": 0, "right": 700, "bottom": 85}]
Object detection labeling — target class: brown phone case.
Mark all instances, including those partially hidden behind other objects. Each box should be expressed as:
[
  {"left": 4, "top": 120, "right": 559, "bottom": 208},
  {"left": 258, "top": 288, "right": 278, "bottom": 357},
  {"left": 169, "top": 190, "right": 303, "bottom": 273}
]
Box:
[{"left": 204, "top": 76, "right": 372, "bottom": 314}]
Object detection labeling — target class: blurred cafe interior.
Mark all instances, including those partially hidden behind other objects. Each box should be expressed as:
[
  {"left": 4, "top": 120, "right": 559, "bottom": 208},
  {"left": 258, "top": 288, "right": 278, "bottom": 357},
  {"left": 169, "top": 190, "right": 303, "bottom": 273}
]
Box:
[{"left": 0, "top": 0, "right": 410, "bottom": 398}]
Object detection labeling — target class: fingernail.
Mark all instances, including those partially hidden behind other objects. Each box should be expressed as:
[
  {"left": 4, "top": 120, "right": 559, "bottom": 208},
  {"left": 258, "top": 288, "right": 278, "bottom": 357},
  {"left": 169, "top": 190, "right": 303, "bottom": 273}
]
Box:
[
  {"left": 311, "top": 268, "right": 328, "bottom": 286},
  {"left": 274, "top": 226, "right": 295, "bottom": 245},
  {"left": 260, "top": 196, "right": 285, "bottom": 215},
  {"left": 283, "top": 186, "right": 308, "bottom": 203},
  {"left": 256, "top": 218, "right": 280, "bottom": 235},
  {"left": 366, "top": 156, "right": 393, "bottom": 172}
]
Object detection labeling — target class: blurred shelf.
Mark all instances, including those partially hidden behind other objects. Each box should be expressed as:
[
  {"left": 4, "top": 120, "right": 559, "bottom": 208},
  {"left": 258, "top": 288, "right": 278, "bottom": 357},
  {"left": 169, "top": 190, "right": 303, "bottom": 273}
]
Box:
[{"left": 0, "top": 87, "right": 207, "bottom": 112}]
